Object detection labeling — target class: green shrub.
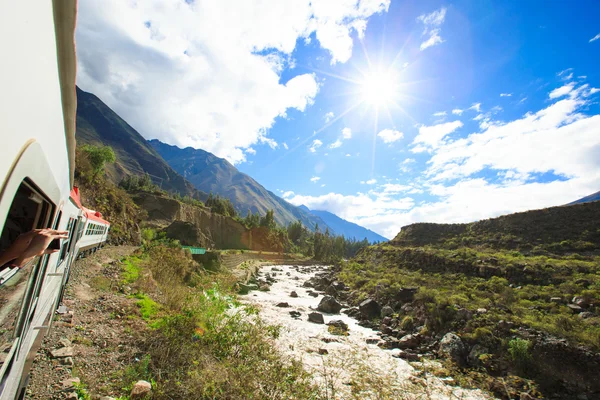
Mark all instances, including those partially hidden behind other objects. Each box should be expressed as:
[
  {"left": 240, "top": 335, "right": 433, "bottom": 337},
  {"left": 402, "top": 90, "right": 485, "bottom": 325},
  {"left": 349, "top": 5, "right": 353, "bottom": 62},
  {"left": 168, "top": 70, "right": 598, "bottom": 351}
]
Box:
[{"left": 508, "top": 338, "right": 532, "bottom": 371}]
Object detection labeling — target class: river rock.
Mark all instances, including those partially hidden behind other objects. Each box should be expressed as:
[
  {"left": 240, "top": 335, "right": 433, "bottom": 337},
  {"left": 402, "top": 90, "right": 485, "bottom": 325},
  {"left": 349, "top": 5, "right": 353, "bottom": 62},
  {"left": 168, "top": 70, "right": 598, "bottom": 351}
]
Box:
[
  {"left": 398, "top": 334, "right": 420, "bottom": 349},
  {"left": 259, "top": 284, "right": 270, "bottom": 292},
  {"left": 290, "top": 291, "right": 298, "bottom": 298},
  {"left": 359, "top": 299, "right": 381, "bottom": 319},
  {"left": 131, "top": 380, "right": 152, "bottom": 399},
  {"left": 327, "top": 320, "right": 348, "bottom": 331},
  {"left": 439, "top": 332, "right": 466, "bottom": 364},
  {"left": 381, "top": 305, "right": 394, "bottom": 318},
  {"left": 394, "top": 350, "right": 420, "bottom": 362},
  {"left": 276, "top": 302, "right": 290, "bottom": 308},
  {"left": 289, "top": 311, "right": 301, "bottom": 319},
  {"left": 317, "top": 296, "right": 343, "bottom": 314},
  {"left": 325, "top": 285, "right": 338, "bottom": 297},
  {"left": 332, "top": 281, "right": 347, "bottom": 291},
  {"left": 307, "top": 291, "right": 319, "bottom": 297},
  {"left": 308, "top": 312, "right": 325, "bottom": 324}
]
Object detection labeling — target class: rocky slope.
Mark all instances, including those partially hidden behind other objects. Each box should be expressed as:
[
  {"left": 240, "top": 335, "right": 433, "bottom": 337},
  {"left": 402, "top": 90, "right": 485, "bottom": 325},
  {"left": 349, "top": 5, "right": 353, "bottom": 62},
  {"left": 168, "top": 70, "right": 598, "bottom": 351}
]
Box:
[{"left": 76, "top": 87, "right": 205, "bottom": 199}]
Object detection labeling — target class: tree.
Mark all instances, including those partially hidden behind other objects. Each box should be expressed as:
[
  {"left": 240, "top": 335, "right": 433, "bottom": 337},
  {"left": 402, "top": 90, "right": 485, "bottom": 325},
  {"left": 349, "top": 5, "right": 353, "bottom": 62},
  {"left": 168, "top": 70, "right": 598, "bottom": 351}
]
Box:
[
  {"left": 260, "top": 209, "right": 276, "bottom": 231},
  {"left": 80, "top": 144, "right": 116, "bottom": 177}
]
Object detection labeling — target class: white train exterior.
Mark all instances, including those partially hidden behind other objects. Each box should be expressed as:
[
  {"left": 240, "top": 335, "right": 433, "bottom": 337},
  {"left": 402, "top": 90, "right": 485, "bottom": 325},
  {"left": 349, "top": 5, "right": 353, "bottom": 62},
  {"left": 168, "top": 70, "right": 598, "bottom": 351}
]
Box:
[{"left": 0, "top": 2, "right": 110, "bottom": 398}]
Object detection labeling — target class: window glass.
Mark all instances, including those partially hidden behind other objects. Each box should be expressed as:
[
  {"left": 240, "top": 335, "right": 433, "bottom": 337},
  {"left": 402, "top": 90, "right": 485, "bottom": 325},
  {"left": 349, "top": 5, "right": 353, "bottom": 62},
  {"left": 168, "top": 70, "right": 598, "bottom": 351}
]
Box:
[{"left": 0, "top": 181, "right": 54, "bottom": 366}]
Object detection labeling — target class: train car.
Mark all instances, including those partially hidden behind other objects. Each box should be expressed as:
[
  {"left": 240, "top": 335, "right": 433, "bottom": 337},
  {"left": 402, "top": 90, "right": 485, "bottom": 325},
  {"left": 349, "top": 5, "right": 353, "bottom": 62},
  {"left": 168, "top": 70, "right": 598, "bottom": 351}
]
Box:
[
  {"left": 69, "top": 187, "right": 110, "bottom": 257},
  {"left": 0, "top": 1, "right": 87, "bottom": 399}
]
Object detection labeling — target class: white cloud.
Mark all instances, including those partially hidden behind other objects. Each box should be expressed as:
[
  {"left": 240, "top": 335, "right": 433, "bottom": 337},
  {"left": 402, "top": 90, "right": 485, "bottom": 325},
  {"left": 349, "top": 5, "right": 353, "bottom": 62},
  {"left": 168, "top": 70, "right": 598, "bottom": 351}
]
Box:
[
  {"left": 452, "top": 109, "right": 463, "bottom": 115},
  {"left": 549, "top": 83, "right": 575, "bottom": 99},
  {"left": 589, "top": 33, "right": 600, "bottom": 43},
  {"left": 411, "top": 120, "right": 463, "bottom": 152},
  {"left": 76, "top": 0, "right": 390, "bottom": 164},
  {"left": 433, "top": 111, "right": 447, "bottom": 117},
  {"left": 260, "top": 136, "right": 278, "bottom": 149},
  {"left": 500, "top": 93, "right": 512, "bottom": 97},
  {"left": 417, "top": 7, "right": 447, "bottom": 51},
  {"left": 309, "top": 139, "right": 323, "bottom": 152},
  {"left": 469, "top": 103, "right": 481, "bottom": 112},
  {"left": 377, "top": 129, "right": 404, "bottom": 143},
  {"left": 321, "top": 184, "right": 326, "bottom": 187},
  {"left": 366, "top": 179, "right": 377, "bottom": 185},
  {"left": 324, "top": 111, "right": 335, "bottom": 123},
  {"left": 345, "top": 153, "right": 351, "bottom": 157},
  {"left": 287, "top": 82, "right": 600, "bottom": 239},
  {"left": 310, "top": 176, "right": 321, "bottom": 182},
  {"left": 246, "top": 147, "right": 256, "bottom": 155},
  {"left": 283, "top": 142, "right": 289, "bottom": 150},
  {"left": 425, "top": 82, "right": 600, "bottom": 183},
  {"left": 282, "top": 190, "right": 294, "bottom": 198},
  {"left": 329, "top": 139, "right": 343, "bottom": 149},
  {"left": 342, "top": 127, "right": 352, "bottom": 139}
]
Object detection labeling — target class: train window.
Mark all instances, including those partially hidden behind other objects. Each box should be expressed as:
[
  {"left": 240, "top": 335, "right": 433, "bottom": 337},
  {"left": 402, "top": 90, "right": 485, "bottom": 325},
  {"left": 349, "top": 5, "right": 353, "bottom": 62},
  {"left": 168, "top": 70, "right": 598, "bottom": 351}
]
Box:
[
  {"left": 58, "top": 218, "right": 75, "bottom": 264},
  {"left": 0, "top": 180, "right": 54, "bottom": 368}
]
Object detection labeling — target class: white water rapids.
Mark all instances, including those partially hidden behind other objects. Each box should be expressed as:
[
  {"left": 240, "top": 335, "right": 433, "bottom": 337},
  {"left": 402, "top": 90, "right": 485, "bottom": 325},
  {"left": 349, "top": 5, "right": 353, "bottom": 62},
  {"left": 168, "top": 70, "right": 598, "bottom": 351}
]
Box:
[{"left": 241, "top": 264, "right": 493, "bottom": 400}]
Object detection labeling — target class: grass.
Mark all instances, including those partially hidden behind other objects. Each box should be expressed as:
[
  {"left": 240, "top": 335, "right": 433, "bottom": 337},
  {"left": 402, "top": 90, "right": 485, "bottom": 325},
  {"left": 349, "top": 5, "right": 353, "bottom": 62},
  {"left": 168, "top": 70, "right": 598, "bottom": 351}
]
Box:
[
  {"left": 133, "top": 293, "right": 159, "bottom": 321},
  {"left": 121, "top": 256, "right": 142, "bottom": 284}
]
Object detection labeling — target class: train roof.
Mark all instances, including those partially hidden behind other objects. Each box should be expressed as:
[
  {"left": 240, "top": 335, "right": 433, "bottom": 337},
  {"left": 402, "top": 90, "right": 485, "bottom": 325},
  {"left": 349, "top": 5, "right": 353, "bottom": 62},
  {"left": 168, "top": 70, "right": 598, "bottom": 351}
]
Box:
[{"left": 70, "top": 187, "right": 110, "bottom": 225}]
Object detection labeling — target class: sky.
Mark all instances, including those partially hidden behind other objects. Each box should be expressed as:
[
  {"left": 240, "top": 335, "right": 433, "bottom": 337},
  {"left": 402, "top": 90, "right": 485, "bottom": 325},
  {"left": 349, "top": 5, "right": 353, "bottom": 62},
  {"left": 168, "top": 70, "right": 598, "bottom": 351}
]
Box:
[{"left": 76, "top": 0, "right": 600, "bottom": 239}]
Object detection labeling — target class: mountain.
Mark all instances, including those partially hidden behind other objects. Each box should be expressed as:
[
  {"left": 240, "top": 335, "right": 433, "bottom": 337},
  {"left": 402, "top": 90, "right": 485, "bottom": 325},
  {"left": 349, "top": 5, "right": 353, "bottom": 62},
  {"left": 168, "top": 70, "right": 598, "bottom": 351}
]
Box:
[
  {"left": 302, "top": 207, "right": 388, "bottom": 243},
  {"left": 568, "top": 190, "right": 600, "bottom": 205},
  {"left": 149, "top": 140, "right": 329, "bottom": 230},
  {"left": 76, "top": 87, "right": 204, "bottom": 198}
]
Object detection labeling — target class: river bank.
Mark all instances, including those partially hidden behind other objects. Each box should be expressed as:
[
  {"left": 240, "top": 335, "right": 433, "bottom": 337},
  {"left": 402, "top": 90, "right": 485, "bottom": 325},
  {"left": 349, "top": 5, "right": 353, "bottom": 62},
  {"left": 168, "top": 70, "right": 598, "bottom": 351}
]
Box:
[{"left": 242, "top": 264, "right": 493, "bottom": 399}]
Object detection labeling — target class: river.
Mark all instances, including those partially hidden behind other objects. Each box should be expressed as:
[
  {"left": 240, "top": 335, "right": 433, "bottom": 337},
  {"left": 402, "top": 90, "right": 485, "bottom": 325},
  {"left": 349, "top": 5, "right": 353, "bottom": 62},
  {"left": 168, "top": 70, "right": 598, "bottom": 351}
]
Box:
[{"left": 241, "top": 264, "right": 492, "bottom": 400}]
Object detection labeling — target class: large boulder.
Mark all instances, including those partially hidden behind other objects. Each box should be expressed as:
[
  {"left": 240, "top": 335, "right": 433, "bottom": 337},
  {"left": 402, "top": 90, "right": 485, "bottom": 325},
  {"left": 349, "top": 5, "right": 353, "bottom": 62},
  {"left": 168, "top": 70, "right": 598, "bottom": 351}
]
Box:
[
  {"left": 308, "top": 312, "right": 325, "bottom": 324},
  {"left": 359, "top": 299, "right": 381, "bottom": 319},
  {"left": 439, "top": 333, "right": 466, "bottom": 364},
  {"left": 317, "top": 296, "right": 343, "bottom": 314},
  {"left": 130, "top": 380, "right": 152, "bottom": 399}
]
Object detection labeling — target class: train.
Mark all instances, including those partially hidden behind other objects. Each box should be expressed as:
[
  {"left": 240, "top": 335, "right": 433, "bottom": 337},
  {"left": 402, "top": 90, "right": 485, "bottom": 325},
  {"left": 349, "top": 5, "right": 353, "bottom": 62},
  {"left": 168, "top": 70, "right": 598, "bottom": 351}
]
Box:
[{"left": 0, "top": 1, "right": 111, "bottom": 398}]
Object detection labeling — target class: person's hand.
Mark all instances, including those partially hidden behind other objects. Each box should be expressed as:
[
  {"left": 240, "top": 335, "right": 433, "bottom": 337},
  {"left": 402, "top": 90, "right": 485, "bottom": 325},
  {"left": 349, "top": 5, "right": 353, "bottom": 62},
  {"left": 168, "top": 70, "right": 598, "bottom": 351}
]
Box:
[{"left": 6, "top": 229, "right": 69, "bottom": 267}]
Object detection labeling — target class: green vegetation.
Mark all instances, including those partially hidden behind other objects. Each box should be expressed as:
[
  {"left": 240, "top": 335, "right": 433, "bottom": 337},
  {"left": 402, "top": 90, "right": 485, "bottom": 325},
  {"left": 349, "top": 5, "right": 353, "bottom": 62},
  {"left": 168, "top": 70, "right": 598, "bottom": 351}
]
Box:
[
  {"left": 134, "top": 293, "right": 159, "bottom": 321},
  {"left": 339, "top": 210, "right": 600, "bottom": 399},
  {"left": 119, "top": 173, "right": 163, "bottom": 193},
  {"left": 79, "top": 144, "right": 116, "bottom": 178},
  {"left": 206, "top": 192, "right": 237, "bottom": 218},
  {"left": 122, "top": 257, "right": 142, "bottom": 284},
  {"left": 112, "top": 239, "right": 318, "bottom": 399},
  {"left": 75, "top": 146, "right": 146, "bottom": 245}
]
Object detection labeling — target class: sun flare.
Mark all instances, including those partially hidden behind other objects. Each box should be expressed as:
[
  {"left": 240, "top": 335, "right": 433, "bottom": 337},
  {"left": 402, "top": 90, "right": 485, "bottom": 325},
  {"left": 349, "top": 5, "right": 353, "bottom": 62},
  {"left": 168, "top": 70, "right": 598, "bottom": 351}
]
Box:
[{"left": 360, "top": 71, "right": 399, "bottom": 106}]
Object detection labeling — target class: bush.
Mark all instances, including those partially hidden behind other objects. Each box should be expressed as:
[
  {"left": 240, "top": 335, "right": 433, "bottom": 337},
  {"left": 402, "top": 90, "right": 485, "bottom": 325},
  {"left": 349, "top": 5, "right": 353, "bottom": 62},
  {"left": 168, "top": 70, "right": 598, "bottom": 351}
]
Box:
[{"left": 508, "top": 338, "right": 532, "bottom": 371}]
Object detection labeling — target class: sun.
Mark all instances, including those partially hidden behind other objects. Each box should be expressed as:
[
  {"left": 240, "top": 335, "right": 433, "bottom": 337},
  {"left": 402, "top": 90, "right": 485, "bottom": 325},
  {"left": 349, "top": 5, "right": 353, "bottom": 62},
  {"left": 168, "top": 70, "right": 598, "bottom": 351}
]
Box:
[{"left": 360, "top": 70, "right": 399, "bottom": 107}]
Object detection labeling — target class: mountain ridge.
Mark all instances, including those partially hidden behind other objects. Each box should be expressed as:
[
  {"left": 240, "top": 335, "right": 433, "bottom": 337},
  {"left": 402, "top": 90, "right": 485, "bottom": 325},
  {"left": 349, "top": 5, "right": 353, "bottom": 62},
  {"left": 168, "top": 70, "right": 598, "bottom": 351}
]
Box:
[
  {"left": 302, "top": 207, "right": 388, "bottom": 242},
  {"left": 149, "top": 139, "right": 331, "bottom": 231},
  {"left": 76, "top": 87, "right": 205, "bottom": 199}
]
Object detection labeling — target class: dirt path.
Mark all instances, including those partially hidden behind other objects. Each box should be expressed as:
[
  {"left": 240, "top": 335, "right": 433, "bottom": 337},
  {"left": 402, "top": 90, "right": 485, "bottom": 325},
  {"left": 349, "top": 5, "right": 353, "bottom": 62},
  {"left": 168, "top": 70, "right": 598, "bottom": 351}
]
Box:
[{"left": 26, "top": 246, "right": 143, "bottom": 400}]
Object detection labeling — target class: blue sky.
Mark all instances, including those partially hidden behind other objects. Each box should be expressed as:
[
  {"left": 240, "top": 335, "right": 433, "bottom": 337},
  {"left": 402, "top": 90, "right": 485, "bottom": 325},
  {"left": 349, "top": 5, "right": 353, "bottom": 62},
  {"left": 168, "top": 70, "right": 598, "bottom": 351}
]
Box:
[{"left": 76, "top": 0, "right": 600, "bottom": 238}]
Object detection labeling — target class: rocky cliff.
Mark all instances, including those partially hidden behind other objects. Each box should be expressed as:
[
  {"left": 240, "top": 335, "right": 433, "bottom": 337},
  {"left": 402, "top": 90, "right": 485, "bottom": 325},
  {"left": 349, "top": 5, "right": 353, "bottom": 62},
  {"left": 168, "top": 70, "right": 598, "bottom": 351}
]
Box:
[
  {"left": 132, "top": 192, "right": 246, "bottom": 249},
  {"left": 131, "top": 192, "right": 283, "bottom": 251}
]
